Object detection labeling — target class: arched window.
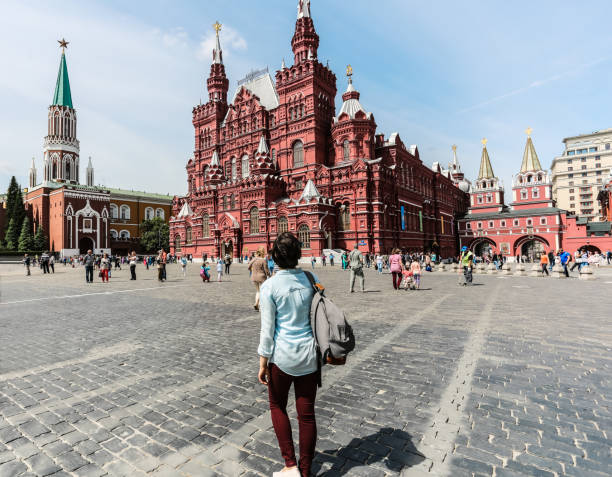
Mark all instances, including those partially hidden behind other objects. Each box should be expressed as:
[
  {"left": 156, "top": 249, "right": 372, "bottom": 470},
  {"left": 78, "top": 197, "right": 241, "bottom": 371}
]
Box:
[
  {"left": 271, "top": 149, "right": 277, "bottom": 165},
  {"left": 156, "top": 208, "right": 165, "bottom": 219},
  {"left": 230, "top": 194, "right": 236, "bottom": 209},
  {"left": 175, "top": 234, "right": 181, "bottom": 252},
  {"left": 145, "top": 207, "right": 154, "bottom": 220},
  {"left": 343, "top": 140, "right": 350, "bottom": 161},
  {"left": 110, "top": 204, "right": 118, "bottom": 219},
  {"left": 186, "top": 227, "right": 192, "bottom": 245},
  {"left": 338, "top": 203, "right": 351, "bottom": 230},
  {"left": 231, "top": 157, "right": 237, "bottom": 180},
  {"left": 120, "top": 230, "right": 130, "bottom": 239},
  {"left": 65, "top": 161, "right": 70, "bottom": 180},
  {"left": 110, "top": 229, "right": 118, "bottom": 239},
  {"left": 120, "top": 205, "right": 130, "bottom": 220},
  {"left": 241, "top": 154, "right": 250, "bottom": 178},
  {"left": 293, "top": 140, "right": 304, "bottom": 168},
  {"left": 278, "top": 216, "right": 288, "bottom": 233},
  {"left": 202, "top": 213, "right": 210, "bottom": 238},
  {"left": 222, "top": 196, "right": 228, "bottom": 210},
  {"left": 298, "top": 224, "right": 310, "bottom": 248},
  {"left": 250, "top": 207, "right": 259, "bottom": 234}
]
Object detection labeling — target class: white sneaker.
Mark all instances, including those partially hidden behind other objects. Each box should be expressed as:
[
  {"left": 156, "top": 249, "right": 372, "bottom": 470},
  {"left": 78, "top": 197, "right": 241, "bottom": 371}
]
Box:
[{"left": 272, "top": 468, "right": 301, "bottom": 477}]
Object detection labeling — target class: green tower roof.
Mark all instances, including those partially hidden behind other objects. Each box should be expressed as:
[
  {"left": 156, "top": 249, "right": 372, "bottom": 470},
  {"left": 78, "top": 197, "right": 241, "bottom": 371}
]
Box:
[{"left": 52, "top": 51, "right": 73, "bottom": 108}]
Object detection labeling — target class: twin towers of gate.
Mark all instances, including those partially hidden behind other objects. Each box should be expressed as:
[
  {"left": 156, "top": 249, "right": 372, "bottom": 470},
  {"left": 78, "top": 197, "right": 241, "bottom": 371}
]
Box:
[{"left": 468, "top": 129, "right": 553, "bottom": 214}]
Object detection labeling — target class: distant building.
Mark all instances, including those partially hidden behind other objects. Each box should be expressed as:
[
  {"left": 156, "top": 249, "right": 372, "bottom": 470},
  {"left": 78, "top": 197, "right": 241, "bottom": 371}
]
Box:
[
  {"left": 24, "top": 42, "right": 172, "bottom": 256},
  {"left": 169, "top": 1, "right": 469, "bottom": 259},
  {"left": 551, "top": 129, "right": 612, "bottom": 219},
  {"left": 460, "top": 132, "right": 612, "bottom": 258}
]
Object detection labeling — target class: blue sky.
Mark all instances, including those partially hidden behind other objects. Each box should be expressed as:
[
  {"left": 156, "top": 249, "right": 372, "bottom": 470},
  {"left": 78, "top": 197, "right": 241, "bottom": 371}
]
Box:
[{"left": 1, "top": 0, "right": 611, "bottom": 196}]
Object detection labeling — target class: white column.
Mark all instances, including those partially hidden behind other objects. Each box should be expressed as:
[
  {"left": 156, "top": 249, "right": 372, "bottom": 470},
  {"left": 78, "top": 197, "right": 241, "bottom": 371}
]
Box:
[{"left": 96, "top": 216, "right": 100, "bottom": 252}]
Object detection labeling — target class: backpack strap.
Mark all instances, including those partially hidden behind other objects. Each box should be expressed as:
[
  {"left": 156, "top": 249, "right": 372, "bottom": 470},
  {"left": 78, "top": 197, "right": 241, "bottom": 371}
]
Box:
[
  {"left": 303, "top": 271, "right": 322, "bottom": 295},
  {"left": 304, "top": 270, "right": 323, "bottom": 388}
]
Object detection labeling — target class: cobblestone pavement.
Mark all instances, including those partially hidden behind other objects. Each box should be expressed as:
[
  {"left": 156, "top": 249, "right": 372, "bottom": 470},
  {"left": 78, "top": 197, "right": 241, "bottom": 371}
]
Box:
[{"left": 0, "top": 263, "right": 610, "bottom": 477}]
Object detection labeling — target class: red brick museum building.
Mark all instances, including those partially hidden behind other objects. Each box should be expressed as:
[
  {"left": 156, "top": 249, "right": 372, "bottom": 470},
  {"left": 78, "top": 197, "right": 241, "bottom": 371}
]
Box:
[{"left": 170, "top": 1, "right": 469, "bottom": 259}]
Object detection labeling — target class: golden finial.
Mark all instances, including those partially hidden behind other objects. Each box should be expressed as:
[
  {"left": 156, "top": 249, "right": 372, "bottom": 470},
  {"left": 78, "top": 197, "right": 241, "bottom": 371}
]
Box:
[
  {"left": 213, "top": 21, "right": 222, "bottom": 35},
  {"left": 452, "top": 144, "right": 457, "bottom": 152},
  {"left": 58, "top": 38, "right": 69, "bottom": 52},
  {"left": 526, "top": 127, "right": 533, "bottom": 137},
  {"left": 481, "top": 138, "right": 488, "bottom": 147},
  {"left": 346, "top": 64, "right": 353, "bottom": 77}
]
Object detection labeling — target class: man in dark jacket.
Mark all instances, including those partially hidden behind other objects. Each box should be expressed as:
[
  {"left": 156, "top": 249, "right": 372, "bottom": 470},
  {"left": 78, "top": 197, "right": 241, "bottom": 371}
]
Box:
[{"left": 84, "top": 250, "right": 95, "bottom": 283}]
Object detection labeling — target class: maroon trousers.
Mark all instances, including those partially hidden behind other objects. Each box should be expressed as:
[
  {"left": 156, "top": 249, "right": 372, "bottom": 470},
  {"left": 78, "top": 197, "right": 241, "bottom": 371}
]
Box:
[
  {"left": 268, "top": 364, "right": 318, "bottom": 477},
  {"left": 392, "top": 271, "right": 402, "bottom": 289}
]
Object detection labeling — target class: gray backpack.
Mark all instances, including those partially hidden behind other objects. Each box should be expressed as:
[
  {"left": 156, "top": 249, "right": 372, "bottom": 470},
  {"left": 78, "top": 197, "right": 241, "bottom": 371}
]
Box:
[{"left": 304, "top": 272, "right": 355, "bottom": 382}]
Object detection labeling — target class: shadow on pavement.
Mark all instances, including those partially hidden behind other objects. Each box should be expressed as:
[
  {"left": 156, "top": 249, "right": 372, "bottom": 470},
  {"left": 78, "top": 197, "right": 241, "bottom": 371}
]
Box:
[{"left": 312, "top": 427, "right": 425, "bottom": 476}]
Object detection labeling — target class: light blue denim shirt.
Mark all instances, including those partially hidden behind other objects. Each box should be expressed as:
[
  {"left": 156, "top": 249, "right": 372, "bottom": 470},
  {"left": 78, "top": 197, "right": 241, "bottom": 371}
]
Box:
[{"left": 258, "top": 268, "right": 318, "bottom": 377}]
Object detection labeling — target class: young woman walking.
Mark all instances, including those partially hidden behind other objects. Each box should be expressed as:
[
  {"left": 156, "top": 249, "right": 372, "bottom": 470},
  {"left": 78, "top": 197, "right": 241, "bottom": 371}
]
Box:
[
  {"left": 129, "top": 251, "right": 137, "bottom": 280},
  {"left": 258, "top": 232, "right": 319, "bottom": 477},
  {"left": 248, "top": 248, "right": 270, "bottom": 311},
  {"left": 100, "top": 253, "right": 110, "bottom": 283},
  {"left": 389, "top": 248, "right": 403, "bottom": 289}
]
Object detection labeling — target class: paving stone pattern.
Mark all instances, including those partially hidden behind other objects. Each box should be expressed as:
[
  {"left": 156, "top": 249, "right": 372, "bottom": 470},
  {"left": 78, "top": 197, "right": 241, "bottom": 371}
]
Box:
[{"left": 0, "top": 263, "right": 610, "bottom": 476}]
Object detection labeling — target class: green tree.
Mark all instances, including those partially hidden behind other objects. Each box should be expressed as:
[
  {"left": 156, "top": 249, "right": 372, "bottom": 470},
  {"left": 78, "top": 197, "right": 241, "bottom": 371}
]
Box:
[
  {"left": 5, "top": 176, "right": 25, "bottom": 236},
  {"left": 5, "top": 218, "right": 19, "bottom": 250},
  {"left": 140, "top": 217, "right": 169, "bottom": 253},
  {"left": 33, "top": 224, "right": 48, "bottom": 251},
  {"left": 18, "top": 217, "right": 34, "bottom": 252}
]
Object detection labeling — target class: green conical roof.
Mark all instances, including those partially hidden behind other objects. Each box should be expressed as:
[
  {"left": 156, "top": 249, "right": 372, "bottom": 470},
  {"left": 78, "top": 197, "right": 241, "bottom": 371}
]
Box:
[
  {"left": 478, "top": 146, "right": 495, "bottom": 179},
  {"left": 52, "top": 52, "right": 73, "bottom": 108}
]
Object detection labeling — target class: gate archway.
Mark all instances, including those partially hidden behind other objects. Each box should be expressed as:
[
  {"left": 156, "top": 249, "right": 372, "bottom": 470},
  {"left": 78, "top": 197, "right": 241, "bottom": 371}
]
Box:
[
  {"left": 514, "top": 235, "right": 550, "bottom": 262},
  {"left": 469, "top": 237, "right": 497, "bottom": 258},
  {"left": 79, "top": 237, "right": 94, "bottom": 255}
]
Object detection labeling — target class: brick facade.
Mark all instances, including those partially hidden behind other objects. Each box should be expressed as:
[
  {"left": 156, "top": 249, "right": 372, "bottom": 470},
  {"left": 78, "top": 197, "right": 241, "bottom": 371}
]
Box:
[{"left": 170, "top": 2, "right": 469, "bottom": 260}]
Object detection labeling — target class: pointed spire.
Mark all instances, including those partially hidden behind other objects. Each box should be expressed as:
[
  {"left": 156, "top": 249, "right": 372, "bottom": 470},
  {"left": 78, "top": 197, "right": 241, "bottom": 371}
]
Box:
[
  {"left": 177, "top": 201, "right": 194, "bottom": 218},
  {"left": 29, "top": 158, "right": 37, "bottom": 188},
  {"left": 451, "top": 144, "right": 462, "bottom": 172},
  {"left": 212, "top": 21, "right": 223, "bottom": 64},
  {"left": 300, "top": 179, "right": 321, "bottom": 201},
  {"left": 281, "top": 58, "right": 286, "bottom": 69},
  {"left": 257, "top": 134, "right": 269, "bottom": 155},
  {"left": 52, "top": 43, "right": 73, "bottom": 108},
  {"left": 86, "top": 156, "right": 94, "bottom": 186},
  {"left": 478, "top": 138, "right": 495, "bottom": 179},
  {"left": 254, "top": 135, "right": 274, "bottom": 173},
  {"left": 520, "top": 128, "right": 543, "bottom": 172},
  {"left": 297, "top": 0, "right": 311, "bottom": 18},
  {"left": 210, "top": 150, "right": 220, "bottom": 166},
  {"left": 207, "top": 150, "right": 224, "bottom": 183}
]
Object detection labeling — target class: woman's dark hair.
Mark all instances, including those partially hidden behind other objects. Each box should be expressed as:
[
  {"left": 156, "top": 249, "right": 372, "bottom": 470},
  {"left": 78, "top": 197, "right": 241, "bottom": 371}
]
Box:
[{"left": 272, "top": 232, "right": 302, "bottom": 269}]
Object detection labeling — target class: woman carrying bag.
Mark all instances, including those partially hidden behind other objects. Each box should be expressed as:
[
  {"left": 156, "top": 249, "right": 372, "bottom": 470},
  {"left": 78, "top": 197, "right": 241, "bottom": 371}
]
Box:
[{"left": 258, "top": 232, "right": 319, "bottom": 477}]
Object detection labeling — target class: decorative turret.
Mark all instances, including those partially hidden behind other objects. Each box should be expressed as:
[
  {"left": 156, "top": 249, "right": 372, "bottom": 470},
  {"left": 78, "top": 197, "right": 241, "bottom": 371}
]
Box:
[
  {"left": 449, "top": 145, "right": 470, "bottom": 192},
  {"left": 44, "top": 38, "right": 80, "bottom": 184},
  {"left": 207, "top": 150, "right": 224, "bottom": 184},
  {"left": 207, "top": 22, "right": 229, "bottom": 103},
  {"left": 86, "top": 157, "right": 94, "bottom": 186},
  {"left": 478, "top": 139, "right": 495, "bottom": 181},
  {"left": 253, "top": 135, "right": 275, "bottom": 173},
  {"left": 29, "top": 158, "right": 37, "bottom": 188},
  {"left": 331, "top": 66, "right": 376, "bottom": 163},
  {"left": 511, "top": 128, "right": 553, "bottom": 209},
  {"left": 292, "top": 0, "right": 319, "bottom": 64},
  {"left": 520, "top": 128, "right": 543, "bottom": 173},
  {"left": 469, "top": 139, "right": 504, "bottom": 214}
]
